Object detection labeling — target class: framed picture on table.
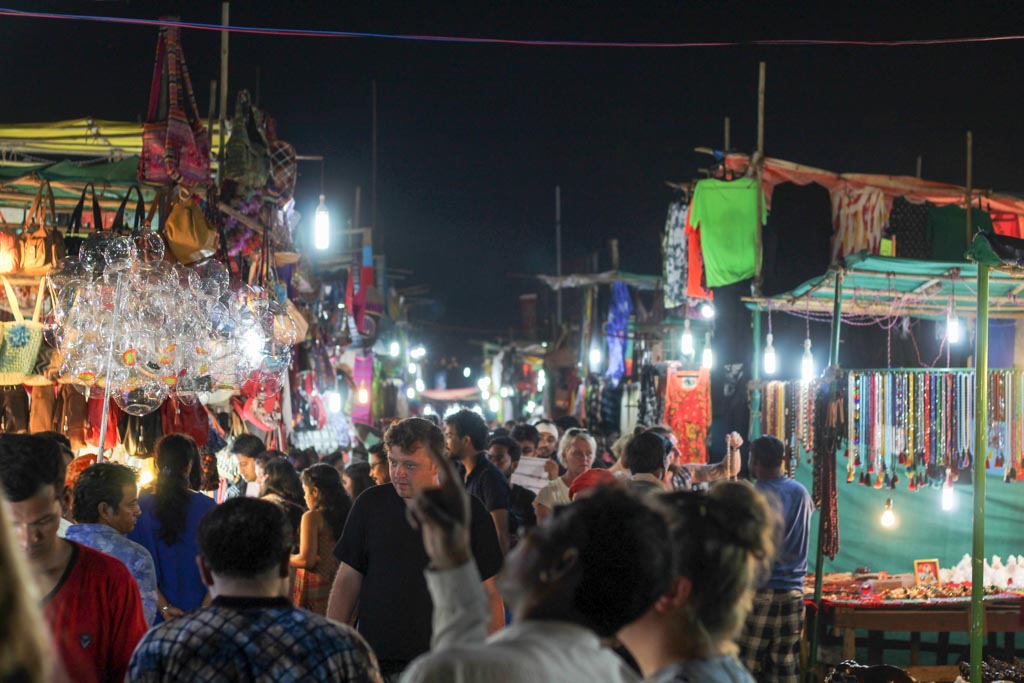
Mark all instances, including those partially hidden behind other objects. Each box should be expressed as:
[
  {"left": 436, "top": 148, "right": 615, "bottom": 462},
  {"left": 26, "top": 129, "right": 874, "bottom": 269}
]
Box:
[{"left": 914, "top": 559, "right": 940, "bottom": 587}]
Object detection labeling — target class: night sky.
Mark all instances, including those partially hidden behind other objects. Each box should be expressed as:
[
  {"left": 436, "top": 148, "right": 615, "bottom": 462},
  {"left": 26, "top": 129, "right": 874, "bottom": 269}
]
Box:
[{"left": 2, "top": 1, "right": 1023, "bottom": 366}]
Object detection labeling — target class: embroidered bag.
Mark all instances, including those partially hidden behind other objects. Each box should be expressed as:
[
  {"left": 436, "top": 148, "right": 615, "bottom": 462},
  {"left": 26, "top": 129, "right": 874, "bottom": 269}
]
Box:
[
  {"left": 0, "top": 277, "right": 46, "bottom": 385},
  {"left": 139, "top": 24, "right": 211, "bottom": 187}
]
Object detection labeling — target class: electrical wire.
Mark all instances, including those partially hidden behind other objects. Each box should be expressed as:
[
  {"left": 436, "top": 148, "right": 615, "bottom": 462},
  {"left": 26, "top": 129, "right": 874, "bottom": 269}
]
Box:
[{"left": 1, "top": 7, "right": 1023, "bottom": 49}]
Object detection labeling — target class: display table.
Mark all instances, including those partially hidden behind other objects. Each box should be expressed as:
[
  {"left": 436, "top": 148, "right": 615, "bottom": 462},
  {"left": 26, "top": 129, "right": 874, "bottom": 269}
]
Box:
[{"left": 814, "top": 594, "right": 1024, "bottom": 682}]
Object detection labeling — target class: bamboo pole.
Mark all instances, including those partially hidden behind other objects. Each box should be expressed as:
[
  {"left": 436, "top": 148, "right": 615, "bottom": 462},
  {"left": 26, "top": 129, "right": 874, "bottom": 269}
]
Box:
[
  {"left": 753, "top": 63, "right": 766, "bottom": 295},
  {"left": 970, "top": 263, "right": 989, "bottom": 683},
  {"left": 724, "top": 116, "right": 731, "bottom": 153},
  {"left": 750, "top": 311, "right": 762, "bottom": 439},
  {"left": 966, "top": 132, "right": 974, "bottom": 249},
  {"left": 217, "top": 2, "right": 229, "bottom": 185}
]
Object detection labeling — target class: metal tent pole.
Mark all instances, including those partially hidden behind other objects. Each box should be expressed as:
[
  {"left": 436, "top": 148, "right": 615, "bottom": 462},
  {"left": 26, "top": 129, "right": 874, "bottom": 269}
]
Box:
[
  {"left": 807, "top": 270, "right": 844, "bottom": 682},
  {"left": 750, "top": 310, "right": 762, "bottom": 439},
  {"left": 970, "top": 263, "right": 989, "bottom": 683},
  {"left": 96, "top": 271, "right": 125, "bottom": 463}
]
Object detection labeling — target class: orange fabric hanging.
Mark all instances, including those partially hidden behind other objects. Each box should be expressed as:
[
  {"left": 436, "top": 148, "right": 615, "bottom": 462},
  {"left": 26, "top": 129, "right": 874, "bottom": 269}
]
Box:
[{"left": 663, "top": 366, "right": 711, "bottom": 465}]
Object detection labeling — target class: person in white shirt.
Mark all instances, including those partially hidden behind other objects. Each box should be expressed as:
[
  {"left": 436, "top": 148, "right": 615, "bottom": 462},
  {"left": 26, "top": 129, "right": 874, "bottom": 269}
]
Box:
[{"left": 401, "top": 440, "right": 674, "bottom": 683}]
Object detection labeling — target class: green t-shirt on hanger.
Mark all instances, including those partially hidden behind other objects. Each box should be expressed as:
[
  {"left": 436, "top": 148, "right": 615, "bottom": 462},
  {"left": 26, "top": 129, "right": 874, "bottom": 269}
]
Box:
[
  {"left": 927, "top": 204, "right": 993, "bottom": 262},
  {"left": 689, "top": 177, "right": 767, "bottom": 287}
]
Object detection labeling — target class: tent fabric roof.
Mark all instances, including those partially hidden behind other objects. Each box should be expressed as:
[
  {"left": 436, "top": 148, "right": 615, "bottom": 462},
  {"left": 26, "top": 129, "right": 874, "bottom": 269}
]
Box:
[
  {"left": 721, "top": 153, "right": 1024, "bottom": 217},
  {"left": 744, "top": 250, "right": 1024, "bottom": 320},
  {"left": 538, "top": 270, "right": 661, "bottom": 291},
  {"left": 0, "top": 118, "right": 223, "bottom": 159},
  {"left": 0, "top": 156, "right": 157, "bottom": 210}
]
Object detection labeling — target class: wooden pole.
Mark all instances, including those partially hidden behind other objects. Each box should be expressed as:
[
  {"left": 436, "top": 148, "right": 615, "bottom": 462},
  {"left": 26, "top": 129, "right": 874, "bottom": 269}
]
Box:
[
  {"left": 750, "top": 310, "right": 762, "bottom": 439},
  {"left": 916, "top": 155, "right": 923, "bottom": 179},
  {"left": 724, "top": 116, "right": 731, "bottom": 153},
  {"left": 966, "top": 132, "right": 974, "bottom": 249},
  {"left": 371, "top": 80, "right": 378, "bottom": 230},
  {"left": 609, "top": 238, "right": 620, "bottom": 271},
  {"left": 556, "top": 186, "right": 563, "bottom": 328},
  {"left": 217, "top": 2, "right": 229, "bottom": 185},
  {"left": 753, "top": 63, "right": 766, "bottom": 296},
  {"left": 970, "top": 263, "right": 989, "bottom": 683}
]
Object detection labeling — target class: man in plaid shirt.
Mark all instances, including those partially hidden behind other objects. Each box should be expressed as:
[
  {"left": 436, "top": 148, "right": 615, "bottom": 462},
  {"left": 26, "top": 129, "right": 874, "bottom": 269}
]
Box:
[
  {"left": 738, "top": 435, "right": 813, "bottom": 683},
  {"left": 127, "top": 498, "right": 381, "bottom": 683}
]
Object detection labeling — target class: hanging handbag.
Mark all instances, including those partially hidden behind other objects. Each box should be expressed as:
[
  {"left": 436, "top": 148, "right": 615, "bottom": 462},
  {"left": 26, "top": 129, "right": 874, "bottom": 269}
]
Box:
[
  {"left": 0, "top": 277, "right": 46, "bottom": 385},
  {"left": 160, "top": 397, "right": 210, "bottom": 446},
  {"left": 223, "top": 90, "right": 269, "bottom": 193},
  {"left": 55, "top": 385, "right": 88, "bottom": 452},
  {"left": 29, "top": 384, "right": 58, "bottom": 434},
  {"left": 118, "top": 409, "right": 163, "bottom": 459},
  {"left": 64, "top": 183, "right": 103, "bottom": 258},
  {"left": 0, "top": 208, "right": 21, "bottom": 275},
  {"left": 21, "top": 181, "right": 64, "bottom": 275},
  {"left": 139, "top": 25, "right": 211, "bottom": 187},
  {"left": 164, "top": 188, "right": 218, "bottom": 264}
]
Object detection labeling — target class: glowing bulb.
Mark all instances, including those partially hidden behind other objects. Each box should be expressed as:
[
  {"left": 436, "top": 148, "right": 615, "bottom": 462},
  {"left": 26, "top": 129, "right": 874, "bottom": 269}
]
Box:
[
  {"left": 357, "top": 384, "right": 369, "bottom": 405},
  {"left": 389, "top": 341, "right": 400, "bottom": 358},
  {"left": 314, "top": 195, "right": 330, "bottom": 251},
  {"left": 407, "top": 362, "right": 418, "bottom": 375},
  {"left": 499, "top": 386, "right": 511, "bottom": 399},
  {"left": 764, "top": 333, "right": 778, "bottom": 375},
  {"left": 942, "top": 485, "right": 955, "bottom": 511},
  {"left": 415, "top": 378, "right": 425, "bottom": 393},
  {"left": 880, "top": 498, "right": 896, "bottom": 528},
  {"left": 325, "top": 390, "right": 342, "bottom": 414},
  {"left": 488, "top": 396, "right": 500, "bottom": 412},
  {"left": 471, "top": 405, "right": 484, "bottom": 416},
  {"left": 947, "top": 315, "right": 961, "bottom": 344},
  {"left": 423, "top": 404, "right": 435, "bottom": 416},
  {"left": 537, "top": 369, "right": 547, "bottom": 392},
  {"left": 410, "top": 345, "right": 426, "bottom": 360},
  {"left": 526, "top": 400, "right": 537, "bottom": 414},
  {"left": 681, "top": 320, "right": 694, "bottom": 356},
  {"left": 462, "top": 367, "right": 471, "bottom": 378},
  {"left": 699, "top": 302, "right": 715, "bottom": 319},
  {"left": 137, "top": 465, "right": 154, "bottom": 489},
  {"left": 801, "top": 338, "right": 815, "bottom": 383},
  {"left": 477, "top": 376, "right": 491, "bottom": 390},
  {"left": 406, "top": 387, "right": 416, "bottom": 400},
  {"left": 589, "top": 347, "right": 602, "bottom": 368},
  {"left": 702, "top": 345, "right": 713, "bottom": 369}
]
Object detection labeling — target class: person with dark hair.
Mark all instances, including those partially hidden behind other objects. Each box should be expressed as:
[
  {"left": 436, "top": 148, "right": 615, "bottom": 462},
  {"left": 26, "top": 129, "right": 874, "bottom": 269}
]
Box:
[
  {"left": 486, "top": 436, "right": 536, "bottom": 546},
  {"left": 327, "top": 417, "right": 504, "bottom": 680},
  {"left": 648, "top": 426, "right": 742, "bottom": 491},
  {"left": 260, "top": 457, "right": 307, "bottom": 544},
  {"left": 224, "top": 433, "right": 266, "bottom": 500},
  {"left": 624, "top": 431, "right": 671, "bottom": 495},
  {"left": 367, "top": 441, "right": 390, "bottom": 485},
  {"left": 291, "top": 464, "right": 351, "bottom": 615},
  {"left": 127, "top": 498, "right": 381, "bottom": 682},
  {"left": 343, "top": 461, "right": 375, "bottom": 501},
  {"left": 0, "top": 434, "right": 147, "bottom": 683},
  {"left": 509, "top": 424, "right": 540, "bottom": 459},
  {"left": 444, "top": 408, "right": 510, "bottom": 553},
  {"left": 401, "top": 446, "right": 674, "bottom": 683},
  {"left": 618, "top": 481, "right": 777, "bottom": 682},
  {"left": 737, "top": 435, "right": 813, "bottom": 683},
  {"left": 532, "top": 419, "right": 560, "bottom": 460},
  {"left": 68, "top": 462, "right": 159, "bottom": 624},
  {"left": 35, "top": 430, "right": 75, "bottom": 536},
  {"left": 128, "top": 433, "right": 217, "bottom": 622}
]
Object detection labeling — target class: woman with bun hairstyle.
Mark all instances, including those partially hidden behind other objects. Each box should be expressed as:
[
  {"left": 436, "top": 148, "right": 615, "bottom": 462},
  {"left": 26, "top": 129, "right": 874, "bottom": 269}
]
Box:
[
  {"left": 617, "top": 480, "right": 778, "bottom": 682},
  {"left": 128, "top": 433, "right": 217, "bottom": 621}
]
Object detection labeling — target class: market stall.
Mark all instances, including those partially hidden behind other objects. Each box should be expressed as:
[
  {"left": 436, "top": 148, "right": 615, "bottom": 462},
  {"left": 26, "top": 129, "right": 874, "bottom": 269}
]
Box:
[{"left": 744, "top": 251, "right": 1024, "bottom": 681}]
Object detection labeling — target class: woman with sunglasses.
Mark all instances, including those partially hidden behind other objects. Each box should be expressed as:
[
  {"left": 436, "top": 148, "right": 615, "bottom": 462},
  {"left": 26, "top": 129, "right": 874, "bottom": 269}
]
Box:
[{"left": 533, "top": 428, "right": 596, "bottom": 523}]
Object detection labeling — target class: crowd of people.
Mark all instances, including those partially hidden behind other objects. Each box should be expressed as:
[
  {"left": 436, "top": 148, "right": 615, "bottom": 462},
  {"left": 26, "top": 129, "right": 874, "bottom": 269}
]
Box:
[{"left": 0, "top": 410, "right": 813, "bottom": 683}]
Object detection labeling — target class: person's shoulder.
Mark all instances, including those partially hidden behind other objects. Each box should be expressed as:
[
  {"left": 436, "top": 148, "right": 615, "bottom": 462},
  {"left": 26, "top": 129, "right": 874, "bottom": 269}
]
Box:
[
  {"left": 286, "top": 610, "right": 376, "bottom": 653},
  {"left": 355, "top": 482, "right": 397, "bottom": 507},
  {"left": 189, "top": 491, "right": 218, "bottom": 511},
  {"left": 75, "top": 542, "right": 137, "bottom": 583}
]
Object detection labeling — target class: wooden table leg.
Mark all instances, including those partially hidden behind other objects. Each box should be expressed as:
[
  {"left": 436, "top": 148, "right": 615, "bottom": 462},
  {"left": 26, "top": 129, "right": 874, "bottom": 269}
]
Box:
[
  {"left": 937, "top": 632, "right": 950, "bottom": 665},
  {"left": 910, "top": 632, "right": 921, "bottom": 666},
  {"left": 868, "top": 630, "right": 883, "bottom": 665},
  {"left": 843, "top": 628, "right": 856, "bottom": 661}
]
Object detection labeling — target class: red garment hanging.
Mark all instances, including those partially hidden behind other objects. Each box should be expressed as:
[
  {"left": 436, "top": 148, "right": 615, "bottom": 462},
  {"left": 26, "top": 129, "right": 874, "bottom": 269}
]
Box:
[
  {"left": 663, "top": 367, "right": 711, "bottom": 465},
  {"left": 684, "top": 206, "right": 713, "bottom": 300}
]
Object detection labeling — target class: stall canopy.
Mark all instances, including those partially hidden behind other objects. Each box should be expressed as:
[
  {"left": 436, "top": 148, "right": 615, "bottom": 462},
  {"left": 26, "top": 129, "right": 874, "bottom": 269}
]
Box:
[
  {"left": 0, "top": 118, "right": 223, "bottom": 160},
  {"left": 744, "top": 250, "right": 1024, "bottom": 319},
  {"left": 537, "top": 270, "right": 661, "bottom": 291},
  {"left": 0, "top": 157, "right": 158, "bottom": 211}
]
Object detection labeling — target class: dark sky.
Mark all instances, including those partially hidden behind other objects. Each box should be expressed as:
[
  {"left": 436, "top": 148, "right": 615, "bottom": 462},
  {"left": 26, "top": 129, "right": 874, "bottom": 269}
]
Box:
[{"left": 2, "top": 1, "right": 1023, "bottom": 364}]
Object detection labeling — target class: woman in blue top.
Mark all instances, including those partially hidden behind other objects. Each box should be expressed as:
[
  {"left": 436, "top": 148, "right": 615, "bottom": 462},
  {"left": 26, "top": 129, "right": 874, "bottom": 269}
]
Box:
[
  {"left": 128, "top": 433, "right": 216, "bottom": 621},
  {"left": 618, "top": 481, "right": 779, "bottom": 683}
]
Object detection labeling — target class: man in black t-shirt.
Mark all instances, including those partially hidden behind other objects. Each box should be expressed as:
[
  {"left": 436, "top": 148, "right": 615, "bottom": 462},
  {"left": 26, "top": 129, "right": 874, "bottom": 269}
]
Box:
[
  {"left": 486, "top": 436, "right": 537, "bottom": 548},
  {"left": 444, "top": 409, "right": 510, "bottom": 554},
  {"left": 327, "top": 418, "right": 504, "bottom": 680}
]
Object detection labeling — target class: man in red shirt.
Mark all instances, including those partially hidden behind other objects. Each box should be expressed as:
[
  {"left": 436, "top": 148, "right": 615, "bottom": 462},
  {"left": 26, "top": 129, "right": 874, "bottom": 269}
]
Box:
[{"left": 0, "top": 434, "right": 147, "bottom": 683}]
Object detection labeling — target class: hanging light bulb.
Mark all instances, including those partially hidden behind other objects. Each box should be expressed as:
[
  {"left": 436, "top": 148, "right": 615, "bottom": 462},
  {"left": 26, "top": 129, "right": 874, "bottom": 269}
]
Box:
[
  {"left": 681, "top": 319, "right": 695, "bottom": 356},
  {"left": 422, "top": 404, "right": 435, "bottom": 416},
  {"left": 701, "top": 333, "right": 713, "bottom": 369},
  {"left": 942, "top": 484, "right": 956, "bottom": 511},
  {"left": 947, "top": 314, "right": 961, "bottom": 344},
  {"left": 801, "top": 337, "right": 815, "bottom": 382},
  {"left": 537, "top": 369, "right": 547, "bottom": 392},
  {"left": 405, "top": 386, "right": 416, "bottom": 400},
  {"left": 356, "top": 383, "right": 369, "bottom": 405},
  {"left": 314, "top": 195, "right": 330, "bottom": 251},
  {"left": 477, "top": 376, "right": 491, "bottom": 390},
  {"left": 764, "top": 333, "right": 778, "bottom": 375},
  {"left": 462, "top": 367, "right": 471, "bottom": 378},
  {"left": 699, "top": 302, "right": 716, "bottom": 319},
  {"left": 407, "top": 362, "right": 418, "bottom": 376},
  {"left": 488, "top": 396, "right": 500, "bottom": 413},
  {"left": 389, "top": 341, "right": 400, "bottom": 358},
  {"left": 415, "top": 378, "right": 425, "bottom": 393},
  {"left": 325, "top": 390, "right": 342, "bottom": 414},
  {"left": 880, "top": 497, "right": 896, "bottom": 528},
  {"left": 589, "top": 346, "right": 603, "bottom": 370}
]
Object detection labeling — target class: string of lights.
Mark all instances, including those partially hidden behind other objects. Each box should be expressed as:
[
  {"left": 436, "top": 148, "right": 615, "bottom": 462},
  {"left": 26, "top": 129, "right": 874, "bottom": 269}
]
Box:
[{"left": 0, "top": 7, "right": 1023, "bottom": 49}]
